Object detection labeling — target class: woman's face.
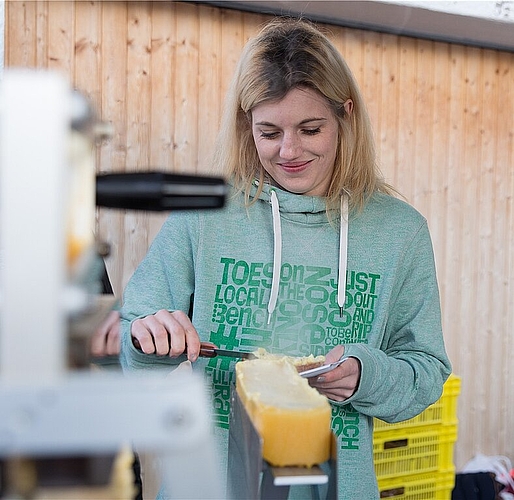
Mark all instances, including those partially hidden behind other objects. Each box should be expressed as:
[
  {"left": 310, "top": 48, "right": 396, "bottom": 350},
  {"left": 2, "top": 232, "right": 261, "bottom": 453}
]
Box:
[{"left": 251, "top": 87, "right": 341, "bottom": 197}]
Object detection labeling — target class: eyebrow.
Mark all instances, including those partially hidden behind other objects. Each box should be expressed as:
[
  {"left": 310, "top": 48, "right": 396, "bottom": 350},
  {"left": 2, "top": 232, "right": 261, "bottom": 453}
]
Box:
[{"left": 254, "top": 117, "right": 327, "bottom": 127}]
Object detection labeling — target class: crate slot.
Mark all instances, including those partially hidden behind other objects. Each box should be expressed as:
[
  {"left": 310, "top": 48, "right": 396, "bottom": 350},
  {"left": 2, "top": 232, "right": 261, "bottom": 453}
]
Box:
[{"left": 383, "top": 439, "right": 408, "bottom": 450}]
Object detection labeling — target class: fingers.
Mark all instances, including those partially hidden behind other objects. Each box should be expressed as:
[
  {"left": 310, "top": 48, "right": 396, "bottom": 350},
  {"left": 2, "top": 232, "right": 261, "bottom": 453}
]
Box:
[
  {"left": 90, "top": 310, "right": 121, "bottom": 357},
  {"left": 104, "top": 315, "right": 120, "bottom": 356},
  {"left": 317, "top": 388, "right": 347, "bottom": 402},
  {"left": 90, "top": 327, "right": 108, "bottom": 357},
  {"left": 310, "top": 381, "right": 352, "bottom": 402},
  {"left": 167, "top": 310, "right": 201, "bottom": 362},
  {"left": 131, "top": 310, "right": 200, "bottom": 361},
  {"left": 132, "top": 314, "right": 168, "bottom": 355},
  {"left": 309, "top": 357, "right": 361, "bottom": 401}
]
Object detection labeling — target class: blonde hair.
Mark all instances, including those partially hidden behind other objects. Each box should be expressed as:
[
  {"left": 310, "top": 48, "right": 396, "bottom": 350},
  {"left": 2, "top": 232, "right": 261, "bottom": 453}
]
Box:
[{"left": 212, "top": 17, "right": 396, "bottom": 211}]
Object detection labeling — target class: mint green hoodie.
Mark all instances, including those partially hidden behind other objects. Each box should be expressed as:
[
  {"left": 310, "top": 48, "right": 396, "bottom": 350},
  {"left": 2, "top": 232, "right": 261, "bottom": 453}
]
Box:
[{"left": 120, "top": 183, "right": 451, "bottom": 499}]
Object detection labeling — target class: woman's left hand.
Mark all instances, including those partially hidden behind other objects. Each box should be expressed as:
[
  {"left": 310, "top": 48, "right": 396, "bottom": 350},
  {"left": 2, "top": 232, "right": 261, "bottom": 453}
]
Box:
[
  {"left": 90, "top": 310, "right": 120, "bottom": 357},
  {"left": 308, "top": 344, "right": 361, "bottom": 401}
]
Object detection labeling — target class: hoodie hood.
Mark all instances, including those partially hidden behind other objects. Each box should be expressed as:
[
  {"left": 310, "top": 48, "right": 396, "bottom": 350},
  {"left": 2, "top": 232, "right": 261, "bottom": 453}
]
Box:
[{"left": 250, "top": 182, "right": 331, "bottom": 222}]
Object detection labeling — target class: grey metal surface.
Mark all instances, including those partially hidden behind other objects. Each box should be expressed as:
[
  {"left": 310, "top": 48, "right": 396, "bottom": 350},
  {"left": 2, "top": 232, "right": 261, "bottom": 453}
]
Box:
[{"left": 227, "top": 387, "right": 263, "bottom": 499}]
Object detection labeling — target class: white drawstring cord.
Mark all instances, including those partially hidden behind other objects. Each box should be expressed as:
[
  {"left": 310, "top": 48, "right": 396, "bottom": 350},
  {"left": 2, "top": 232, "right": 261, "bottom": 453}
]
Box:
[
  {"left": 268, "top": 190, "right": 282, "bottom": 324},
  {"left": 338, "top": 196, "right": 349, "bottom": 316}
]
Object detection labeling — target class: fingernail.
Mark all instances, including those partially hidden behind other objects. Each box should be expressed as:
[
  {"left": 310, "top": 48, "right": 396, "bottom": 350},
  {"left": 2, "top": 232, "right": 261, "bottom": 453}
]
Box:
[{"left": 317, "top": 376, "right": 325, "bottom": 383}]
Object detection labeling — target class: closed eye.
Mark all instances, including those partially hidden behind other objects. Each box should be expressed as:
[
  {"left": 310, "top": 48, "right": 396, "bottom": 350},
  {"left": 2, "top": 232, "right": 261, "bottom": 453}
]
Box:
[
  {"left": 303, "top": 127, "right": 321, "bottom": 136},
  {"left": 260, "top": 130, "right": 280, "bottom": 139},
  {"left": 260, "top": 127, "right": 322, "bottom": 139}
]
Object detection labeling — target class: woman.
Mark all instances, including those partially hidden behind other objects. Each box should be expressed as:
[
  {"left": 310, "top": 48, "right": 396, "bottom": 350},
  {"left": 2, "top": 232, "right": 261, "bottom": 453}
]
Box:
[{"left": 120, "top": 18, "right": 451, "bottom": 499}]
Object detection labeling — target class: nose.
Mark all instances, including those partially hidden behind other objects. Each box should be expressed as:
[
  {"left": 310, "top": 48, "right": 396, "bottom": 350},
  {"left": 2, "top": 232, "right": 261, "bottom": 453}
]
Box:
[{"left": 279, "top": 132, "right": 301, "bottom": 159}]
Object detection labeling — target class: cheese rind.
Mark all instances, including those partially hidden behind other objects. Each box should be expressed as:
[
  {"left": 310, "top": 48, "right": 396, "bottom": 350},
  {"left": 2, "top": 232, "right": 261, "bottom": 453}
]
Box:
[{"left": 235, "top": 358, "right": 331, "bottom": 467}]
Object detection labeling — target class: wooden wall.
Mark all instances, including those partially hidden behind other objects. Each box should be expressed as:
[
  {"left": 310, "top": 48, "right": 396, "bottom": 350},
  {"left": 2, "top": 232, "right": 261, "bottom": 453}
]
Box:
[{"left": 4, "top": 1, "right": 514, "bottom": 470}]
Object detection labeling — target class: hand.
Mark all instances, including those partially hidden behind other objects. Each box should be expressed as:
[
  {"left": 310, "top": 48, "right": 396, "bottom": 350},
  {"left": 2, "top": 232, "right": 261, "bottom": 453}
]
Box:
[
  {"left": 90, "top": 310, "right": 120, "bottom": 357},
  {"left": 131, "top": 309, "right": 201, "bottom": 362},
  {"left": 308, "top": 345, "right": 361, "bottom": 402}
]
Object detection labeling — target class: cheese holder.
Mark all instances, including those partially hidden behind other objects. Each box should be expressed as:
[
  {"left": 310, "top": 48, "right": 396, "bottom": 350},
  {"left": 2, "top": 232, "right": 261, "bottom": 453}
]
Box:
[{"left": 235, "top": 357, "right": 332, "bottom": 468}]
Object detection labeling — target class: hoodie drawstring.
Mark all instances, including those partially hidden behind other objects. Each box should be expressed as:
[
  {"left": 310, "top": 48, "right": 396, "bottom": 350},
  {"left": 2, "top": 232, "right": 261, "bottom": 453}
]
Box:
[
  {"left": 268, "top": 190, "right": 282, "bottom": 324},
  {"left": 338, "top": 196, "right": 349, "bottom": 315},
  {"left": 267, "top": 191, "right": 348, "bottom": 322}
]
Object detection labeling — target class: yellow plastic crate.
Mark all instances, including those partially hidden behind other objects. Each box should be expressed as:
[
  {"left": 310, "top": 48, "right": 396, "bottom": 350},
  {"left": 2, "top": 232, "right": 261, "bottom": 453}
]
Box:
[
  {"left": 377, "top": 469, "right": 456, "bottom": 500},
  {"left": 374, "top": 424, "right": 457, "bottom": 480},
  {"left": 374, "top": 374, "right": 461, "bottom": 432}
]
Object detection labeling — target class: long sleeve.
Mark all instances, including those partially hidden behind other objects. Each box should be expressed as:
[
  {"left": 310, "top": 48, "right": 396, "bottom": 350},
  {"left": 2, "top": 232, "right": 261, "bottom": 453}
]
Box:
[
  {"left": 343, "top": 220, "right": 451, "bottom": 422},
  {"left": 119, "top": 213, "right": 198, "bottom": 373}
]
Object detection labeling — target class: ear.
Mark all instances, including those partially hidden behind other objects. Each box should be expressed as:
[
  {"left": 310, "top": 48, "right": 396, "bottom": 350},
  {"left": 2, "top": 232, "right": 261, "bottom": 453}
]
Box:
[{"left": 343, "top": 99, "right": 354, "bottom": 116}]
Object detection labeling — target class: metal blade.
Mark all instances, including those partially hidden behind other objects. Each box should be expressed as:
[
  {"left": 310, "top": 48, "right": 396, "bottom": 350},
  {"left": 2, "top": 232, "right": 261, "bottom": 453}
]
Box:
[
  {"left": 212, "top": 348, "right": 255, "bottom": 360},
  {"left": 299, "top": 357, "right": 349, "bottom": 378}
]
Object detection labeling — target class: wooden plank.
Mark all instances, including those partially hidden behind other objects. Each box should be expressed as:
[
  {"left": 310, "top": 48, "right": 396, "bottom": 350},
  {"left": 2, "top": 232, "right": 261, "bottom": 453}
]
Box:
[
  {"left": 428, "top": 40, "right": 451, "bottom": 309},
  {"left": 361, "top": 30, "right": 382, "bottom": 143},
  {"left": 411, "top": 38, "right": 434, "bottom": 219},
  {"left": 148, "top": 1, "right": 176, "bottom": 172},
  {"left": 219, "top": 7, "right": 245, "bottom": 103},
  {"left": 197, "top": 4, "right": 222, "bottom": 172},
  {"left": 46, "top": 1, "right": 74, "bottom": 78},
  {"left": 376, "top": 32, "right": 400, "bottom": 189},
  {"left": 473, "top": 47, "right": 496, "bottom": 455},
  {"left": 97, "top": 1, "right": 128, "bottom": 174},
  {"left": 395, "top": 37, "right": 418, "bottom": 199},
  {"left": 96, "top": 1, "right": 130, "bottom": 295},
  {"left": 146, "top": 1, "right": 177, "bottom": 245},
  {"left": 457, "top": 45, "right": 485, "bottom": 464},
  {"left": 242, "top": 9, "right": 267, "bottom": 43},
  {"left": 341, "top": 28, "right": 364, "bottom": 98},
  {"left": 173, "top": 2, "right": 200, "bottom": 173},
  {"left": 36, "top": 1, "right": 49, "bottom": 67},
  {"left": 126, "top": 1, "right": 152, "bottom": 171},
  {"left": 483, "top": 48, "right": 511, "bottom": 458},
  {"left": 121, "top": 1, "right": 153, "bottom": 288},
  {"left": 5, "top": 0, "right": 37, "bottom": 67},
  {"left": 443, "top": 42, "right": 468, "bottom": 466},
  {"left": 74, "top": 0, "right": 102, "bottom": 108}
]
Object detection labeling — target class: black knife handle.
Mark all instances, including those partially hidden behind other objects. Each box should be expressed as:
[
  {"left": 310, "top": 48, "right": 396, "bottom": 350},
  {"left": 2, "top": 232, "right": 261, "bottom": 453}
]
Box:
[{"left": 96, "top": 171, "right": 227, "bottom": 211}]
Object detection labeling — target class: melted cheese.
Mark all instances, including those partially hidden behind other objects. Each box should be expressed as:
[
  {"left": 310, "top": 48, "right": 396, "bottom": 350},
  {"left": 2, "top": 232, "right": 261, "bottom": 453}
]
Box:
[
  {"left": 236, "top": 358, "right": 331, "bottom": 467},
  {"left": 252, "top": 348, "right": 325, "bottom": 371}
]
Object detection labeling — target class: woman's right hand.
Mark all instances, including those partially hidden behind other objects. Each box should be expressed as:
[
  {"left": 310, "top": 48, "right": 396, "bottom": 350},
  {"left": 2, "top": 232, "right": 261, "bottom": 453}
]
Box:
[{"left": 130, "top": 309, "right": 201, "bottom": 362}]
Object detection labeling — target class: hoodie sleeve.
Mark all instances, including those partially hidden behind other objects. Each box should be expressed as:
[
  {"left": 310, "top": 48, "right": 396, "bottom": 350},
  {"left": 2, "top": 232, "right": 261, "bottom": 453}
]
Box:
[
  {"left": 341, "top": 220, "right": 452, "bottom": 422},
  {"left": 119, "top": 213, "right": 197, "bottom": 373}
]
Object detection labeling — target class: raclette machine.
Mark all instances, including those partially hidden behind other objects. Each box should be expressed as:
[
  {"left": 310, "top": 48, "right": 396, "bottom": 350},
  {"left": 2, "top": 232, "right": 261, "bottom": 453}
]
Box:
[{"left": 0, "top": 69, "right": 225, "bottom": 499}]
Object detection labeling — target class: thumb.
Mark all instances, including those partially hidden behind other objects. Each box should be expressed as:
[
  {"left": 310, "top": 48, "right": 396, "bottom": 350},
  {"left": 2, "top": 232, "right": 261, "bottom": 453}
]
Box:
[{"left": 325, "top": 344, "right": 345, "bottom": 364}]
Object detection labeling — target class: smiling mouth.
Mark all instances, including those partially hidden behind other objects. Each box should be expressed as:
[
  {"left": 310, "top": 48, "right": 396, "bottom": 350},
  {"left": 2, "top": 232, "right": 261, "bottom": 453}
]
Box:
[{"left": 278, "top": 160, "right": 313, "bottom": 170}]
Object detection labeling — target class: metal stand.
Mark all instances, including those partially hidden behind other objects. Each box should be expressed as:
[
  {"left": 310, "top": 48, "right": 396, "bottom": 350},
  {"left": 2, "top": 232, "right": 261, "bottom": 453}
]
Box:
[{"left": 227, "top": 387, "right": 338, "bottom": 499}]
